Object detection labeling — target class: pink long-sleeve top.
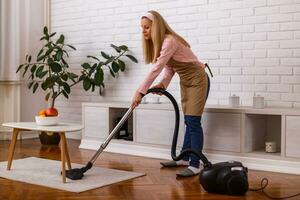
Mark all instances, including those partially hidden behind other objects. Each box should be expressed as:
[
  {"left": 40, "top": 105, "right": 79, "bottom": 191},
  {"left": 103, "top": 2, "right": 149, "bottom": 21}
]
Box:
[{"left": 137, "top": 35, "right": 205, "bottom": 94}]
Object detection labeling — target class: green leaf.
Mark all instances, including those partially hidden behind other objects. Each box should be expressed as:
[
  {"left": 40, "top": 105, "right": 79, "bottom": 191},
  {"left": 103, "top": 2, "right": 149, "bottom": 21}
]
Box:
[
  {"left": 37, "top": 54, "right": 45, "bottom": 62},
  {"left": 47, "top": 58, "right": 54, "bottom": 65},
  {"left": 67, "top": 44, "right": 76, "bottom": 50},
  {"left": 45, "top": 93, "right": 51, "bottom": 101},
  {"left": 28, "top": 81, "right": 34, "bottom": 89},
  {"left": 68, "top": 72, "right": 78, "bottom": 79},
  {"left": 118, "top": 60, "right": 125, "bottom": 71},
  {"left": 43, "top": 47, "right": 54, "bottom": 58},
  {"left": 87, "top": 55, "right": 100, "bottom": 61},
  {"left": 16, "top": 64, "right": 24, "bottom": 73},
  {"left": 22, "top": 65, "right": 29, "bottom": 77},
  {"left": 61, "top": 58, "right": 69, "bottom": 68},
  {"left": 35, "top": 65, "right": 44, "bottom": 77},
  {"left": 49, "top": 32, "right": 56, "bottom": 38},
  {"left": 83, "top": 79, "right": 92, "bottom": 91},
  {"left": 28, "top": 55, "right": 32, "bottom": 63},
  {"left": 50, "top": 62, "right": 62, "bottom": 73},
  {"left": 62, "top": 90, "right": 69, "bottom": 98},
  {"left": 81, "top": 63, "right": 90, "bottom": 69},
  {"left": 112, "top": 61, "right": 119, "bottom": 73},
  {"left": 43, "top": 26, "right": 48, "bottom": 35},
  {"left": 63, "top": 82, "right": 71, "bottom": 94},
  {"left": 109, "top": 67, "right": 115, "bottom": 78},
  {"left": 61, "top": 73, "right": 68, "bottom": 81},
  {"left": 110, "top": 44, "right": 121, "bottom": 53},
  {"left": 39, "top": 70, "right": 48, "bottom": 78},
  {"left": 98, "top": 62, "right": 104, "bottom": 67},
  {"left": 55, "top": 50, "right": 63, "bottom": 61},
  {"left": 125, "top": 55, "right": 138, "bottom": 63},
  {"left": 30, "top": 64, "right": 37, "bottom": 73},
  {"left": 119, "top": 45, "right": 128, "bottom": 51},
  {"left": 41, "top": 82, "right": 47, "bottom": 90},
  {"left": 63, "top": 50, "right": 69, "bottom": 57},
  {"left": 56, "top": 34, "right": 65, "bottom": 44},
  {"left": 94, "top": 68, "right": 104, "bottom": 85},
  {"left": 40, "top": 36, "right": 47, "bottom": 41},
  {"left": 37, "top": 49, "right": 44, "bottom": 57},
  {"left": 101, "top": 51, "right": 110, "bottom": 59},
  {"left": 33, "top": 82, "right": 39, "bottom": 93}
]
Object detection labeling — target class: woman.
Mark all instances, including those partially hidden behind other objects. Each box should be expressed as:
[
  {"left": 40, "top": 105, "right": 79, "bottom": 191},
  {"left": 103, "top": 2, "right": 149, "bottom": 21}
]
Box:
[{"left": 131, "top": 10, "right": 211, "bottom": 177}]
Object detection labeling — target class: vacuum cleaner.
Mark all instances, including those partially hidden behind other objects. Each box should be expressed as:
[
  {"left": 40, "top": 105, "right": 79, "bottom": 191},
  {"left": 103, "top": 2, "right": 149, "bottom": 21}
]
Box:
[{"left": 65, "top": 88, "right": 248, "bottom": 196}]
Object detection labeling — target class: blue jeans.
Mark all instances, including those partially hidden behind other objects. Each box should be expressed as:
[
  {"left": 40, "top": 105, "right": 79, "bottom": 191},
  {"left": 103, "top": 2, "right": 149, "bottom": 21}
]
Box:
[{"left": 181, "top": 74, "right": 210, "bottom": 168}]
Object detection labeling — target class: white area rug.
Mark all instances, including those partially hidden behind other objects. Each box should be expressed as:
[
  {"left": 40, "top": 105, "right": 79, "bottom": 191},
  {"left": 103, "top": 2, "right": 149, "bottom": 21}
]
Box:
[{"left": 0, "top": 157, "right": 145, "bottom": 193}]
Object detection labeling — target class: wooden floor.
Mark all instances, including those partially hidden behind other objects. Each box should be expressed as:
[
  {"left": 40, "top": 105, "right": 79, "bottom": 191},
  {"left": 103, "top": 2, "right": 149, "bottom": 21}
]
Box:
[{"left": 0, "top": 139, "right": 300, "bottom": 200}]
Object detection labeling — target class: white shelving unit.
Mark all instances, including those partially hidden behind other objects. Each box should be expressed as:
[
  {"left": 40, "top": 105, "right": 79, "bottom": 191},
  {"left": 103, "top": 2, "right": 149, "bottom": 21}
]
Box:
[{"left": 80, "top": 102, "right": 300, "bottom": 174}]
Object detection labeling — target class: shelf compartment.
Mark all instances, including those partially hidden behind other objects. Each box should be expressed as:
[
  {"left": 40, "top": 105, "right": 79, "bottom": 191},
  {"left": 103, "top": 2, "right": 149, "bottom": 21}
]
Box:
[
  {"left": 108, "top": 107, "right": 133, "bottom": 141},
  {"left": 244, "top": 114, "right": 281, "bottom": 155}
]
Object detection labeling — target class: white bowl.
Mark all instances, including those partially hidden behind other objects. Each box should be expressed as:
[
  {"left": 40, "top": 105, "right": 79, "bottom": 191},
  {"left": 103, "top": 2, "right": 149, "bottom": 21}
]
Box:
[{"left": 35, "top": 115, "right": 59, "bottom": 126}]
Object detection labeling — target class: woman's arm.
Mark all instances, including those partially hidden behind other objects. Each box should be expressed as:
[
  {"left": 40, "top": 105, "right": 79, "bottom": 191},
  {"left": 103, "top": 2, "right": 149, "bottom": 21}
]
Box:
[
  {"left": 159, "top": 64, "right": 175, "bottom": 89},
  {"left": 137, "top": 36, "right": 177, "bottom": 94}
]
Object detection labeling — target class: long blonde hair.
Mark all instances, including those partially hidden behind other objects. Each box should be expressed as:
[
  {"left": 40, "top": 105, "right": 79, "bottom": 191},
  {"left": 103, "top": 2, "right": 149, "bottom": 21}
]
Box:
[{"left": 142, "top": 10, "right": 190, "bottom": 64}]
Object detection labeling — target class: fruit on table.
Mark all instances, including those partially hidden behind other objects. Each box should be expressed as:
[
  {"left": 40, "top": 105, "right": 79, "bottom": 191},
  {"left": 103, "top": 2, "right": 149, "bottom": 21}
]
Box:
[
  {"left": 45, "top": 108, "right": 58, "bottom": 116},
  {"left": 38, "top": 108, "right": 58, "bottom": 117},
  {"left": 38, "top": 109, "right": 47, "bottom": 117}
]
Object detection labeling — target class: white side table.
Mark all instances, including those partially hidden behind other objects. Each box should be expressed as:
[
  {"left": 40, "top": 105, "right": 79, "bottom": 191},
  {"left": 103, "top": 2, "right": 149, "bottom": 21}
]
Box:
[{"left": 1, "top": 122, "right": 83, "bottom": 183}]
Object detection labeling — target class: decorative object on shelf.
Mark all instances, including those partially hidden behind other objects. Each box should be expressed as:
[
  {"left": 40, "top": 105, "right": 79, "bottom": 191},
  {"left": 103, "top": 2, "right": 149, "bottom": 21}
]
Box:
[
  {"left": 141, "top": 97, "right": 147, "bottom": 104},
  {"left": 16, "top": 26, "right": 138, "bottom": 145},
  {"left": 114, "top": 117, "right": 132, "bottom": 141},
  {"left": 265, "top": 141, "right": 277, "bottom": 153},
  {"left": 253, "top": 95, "right": 264, "bottom": 109},
  {"left": 229, "top": 94, "right": 240, "bottom": 107},
  {"left": 146, "top": 97, "right": 160, "bottom": 104}
]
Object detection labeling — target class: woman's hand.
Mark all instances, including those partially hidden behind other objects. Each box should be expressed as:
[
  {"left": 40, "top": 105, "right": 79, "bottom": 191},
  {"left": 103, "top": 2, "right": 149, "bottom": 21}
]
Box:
[
  {"left": 150, "top": 83, "right": 165, "bottom": 96},
  {"left": 131, "top": 91, "right": 143, "bottom": 108}
]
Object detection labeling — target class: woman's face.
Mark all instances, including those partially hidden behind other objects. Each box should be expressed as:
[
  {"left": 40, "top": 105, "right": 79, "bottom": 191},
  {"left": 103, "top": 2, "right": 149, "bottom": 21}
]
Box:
[{"left": 141, "top": 18, "right": 152, "bottom": 40}]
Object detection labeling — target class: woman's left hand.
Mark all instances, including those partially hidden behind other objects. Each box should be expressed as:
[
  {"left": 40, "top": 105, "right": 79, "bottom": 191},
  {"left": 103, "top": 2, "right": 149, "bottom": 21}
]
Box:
[{"left": 150, "top": 83, "right": 165, "bottom": 95}]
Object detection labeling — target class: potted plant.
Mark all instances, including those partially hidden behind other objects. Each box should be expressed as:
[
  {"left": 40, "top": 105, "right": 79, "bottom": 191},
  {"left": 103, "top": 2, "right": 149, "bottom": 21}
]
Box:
[{"left": 16, "top": 26, "right": 138, "bottom": 145}]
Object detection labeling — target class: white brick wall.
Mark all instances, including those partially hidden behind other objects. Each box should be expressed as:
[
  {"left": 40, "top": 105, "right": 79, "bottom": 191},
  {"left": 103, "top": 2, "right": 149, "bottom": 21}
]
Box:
[{"left": 51, "top": 0, "right": 300, "bottom": 123}]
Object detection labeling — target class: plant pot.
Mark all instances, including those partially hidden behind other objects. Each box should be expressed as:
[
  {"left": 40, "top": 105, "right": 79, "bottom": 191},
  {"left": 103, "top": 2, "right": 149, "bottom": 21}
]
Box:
[{"left": 39, "top": 131, "right": 61, "bottom": 145}]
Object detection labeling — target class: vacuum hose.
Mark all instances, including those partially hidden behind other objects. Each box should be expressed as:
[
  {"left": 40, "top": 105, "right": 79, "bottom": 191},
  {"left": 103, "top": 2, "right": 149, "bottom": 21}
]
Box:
[{"left": 147, "top": 88, "right": 212, "bottom": 168}]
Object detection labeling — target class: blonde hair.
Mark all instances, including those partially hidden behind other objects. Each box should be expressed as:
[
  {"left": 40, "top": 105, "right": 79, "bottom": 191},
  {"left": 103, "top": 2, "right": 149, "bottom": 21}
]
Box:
[{"left": 142, "top": 10, "right": 190, "bottom": 64}]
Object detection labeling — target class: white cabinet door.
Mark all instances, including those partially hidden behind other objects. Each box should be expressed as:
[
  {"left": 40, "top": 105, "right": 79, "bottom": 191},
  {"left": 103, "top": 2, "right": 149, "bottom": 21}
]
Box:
[
  {"left": 286, "top": 116, "right": 300, "bottom": 158},
  {"left": 135, "top": 109, "right": 185, "bottom": 146},
  {"left": 202, "top": 112, "right": 241, "bottom": 152},
  {"left": 83, "top": 106, "right": 108, "bottom": 139}
]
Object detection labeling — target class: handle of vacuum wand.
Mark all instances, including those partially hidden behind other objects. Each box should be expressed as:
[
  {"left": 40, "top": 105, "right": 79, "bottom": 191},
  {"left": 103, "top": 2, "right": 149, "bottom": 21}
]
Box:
[{"left": 89, "top": 106, "right": 135, "bottom": 164}]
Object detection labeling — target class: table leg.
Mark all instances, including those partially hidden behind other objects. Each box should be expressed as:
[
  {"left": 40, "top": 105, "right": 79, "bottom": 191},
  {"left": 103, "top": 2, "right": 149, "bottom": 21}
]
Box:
[
  {"left": 59, "top": 132, "right": 66, "bottom": 183},
  {"left": 60, "top": 133, "right": 71, "bottom": 170},
  {"left": 7, "top": 128, "right": 20, "bottom": 170}
]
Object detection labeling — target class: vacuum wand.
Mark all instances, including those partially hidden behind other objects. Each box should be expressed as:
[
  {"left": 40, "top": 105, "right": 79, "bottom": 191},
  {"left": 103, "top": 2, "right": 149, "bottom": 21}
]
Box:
[{"left": 89, "top": 106, "right": 134, "bottom": 164}]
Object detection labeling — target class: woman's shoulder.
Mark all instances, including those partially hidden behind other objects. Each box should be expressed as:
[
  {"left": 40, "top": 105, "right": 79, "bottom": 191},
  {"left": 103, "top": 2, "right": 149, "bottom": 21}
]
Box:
[{"left": 164, "top": 34, "right": 176, "bottom": 42}]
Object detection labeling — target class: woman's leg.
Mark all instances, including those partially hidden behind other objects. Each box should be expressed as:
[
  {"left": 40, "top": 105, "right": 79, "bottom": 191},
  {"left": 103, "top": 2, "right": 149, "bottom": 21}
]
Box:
[
  {"left": 180, "top": 116, "right": 192, "bottom": 161},
  {"left": 185, "top": 115, "right": 203, "bottom": 168}
]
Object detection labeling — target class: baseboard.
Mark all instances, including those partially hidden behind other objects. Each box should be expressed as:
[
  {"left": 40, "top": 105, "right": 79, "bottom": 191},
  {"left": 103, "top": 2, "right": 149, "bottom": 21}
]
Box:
[
  {"left": 0, "top": 131, "right": 38, "bottom": 140},
  {"left": 80, "top": 139, "right": 300, "bottom": 175},
  {"left": 0, "top": 131, "right": 81, "bottom": 141}
]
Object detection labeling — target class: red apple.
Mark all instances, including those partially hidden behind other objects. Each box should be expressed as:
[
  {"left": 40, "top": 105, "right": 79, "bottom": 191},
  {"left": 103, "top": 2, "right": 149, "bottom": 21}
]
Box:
[{"left": 45, "top": 108, "right": 58, "bottom": 117}]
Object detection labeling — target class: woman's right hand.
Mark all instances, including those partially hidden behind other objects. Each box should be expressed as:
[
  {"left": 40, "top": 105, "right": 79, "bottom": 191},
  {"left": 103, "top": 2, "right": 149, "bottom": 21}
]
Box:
[
  {"left": 131, "top": 91, "right": 143, "bottom": 108},
  {"left": 150, "top": 83, "right": 165, "bottom": 95}
]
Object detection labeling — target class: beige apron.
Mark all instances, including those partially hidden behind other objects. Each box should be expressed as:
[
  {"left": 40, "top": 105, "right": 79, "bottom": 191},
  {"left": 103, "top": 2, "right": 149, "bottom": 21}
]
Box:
[{"left": 167, "top": 58, "right": 208, "bottom": 116}]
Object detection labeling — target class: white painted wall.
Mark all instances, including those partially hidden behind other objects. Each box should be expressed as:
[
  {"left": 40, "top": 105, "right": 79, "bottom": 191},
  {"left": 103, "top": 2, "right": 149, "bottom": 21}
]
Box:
[{"left": 50, "top": 0, "right": 300, "bottom": 124}]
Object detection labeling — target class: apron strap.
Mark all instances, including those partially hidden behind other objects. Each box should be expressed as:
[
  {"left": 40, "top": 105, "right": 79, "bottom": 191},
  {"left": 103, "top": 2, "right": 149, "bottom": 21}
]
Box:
[{"left": 205, "top": 63, "right": 213, "bottom": 77}]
